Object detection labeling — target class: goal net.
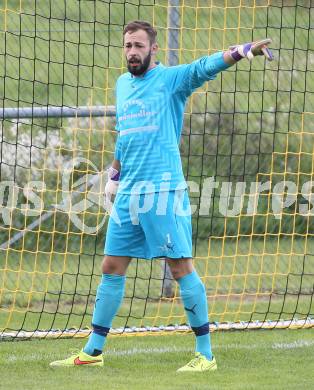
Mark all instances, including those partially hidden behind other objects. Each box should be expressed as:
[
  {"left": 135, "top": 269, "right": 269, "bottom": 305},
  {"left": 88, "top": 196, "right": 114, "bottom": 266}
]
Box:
[{"left": 0, "top": 0, "right": 313, "bottom": 339}]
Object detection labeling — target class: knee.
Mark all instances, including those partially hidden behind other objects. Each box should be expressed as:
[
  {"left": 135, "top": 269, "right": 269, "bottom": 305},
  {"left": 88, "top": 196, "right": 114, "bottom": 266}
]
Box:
[
  {"left": 101, "top": 256, "right": 120, "bottom": 274},
  {"left": 101, "top": 255, "right": 130, "bottom": 275},
  {"left": 167, "top": 258, "right": 194, "bottom": 280},
  {"left": 170, "top": 266, "right": 183, "bottom": 280}
]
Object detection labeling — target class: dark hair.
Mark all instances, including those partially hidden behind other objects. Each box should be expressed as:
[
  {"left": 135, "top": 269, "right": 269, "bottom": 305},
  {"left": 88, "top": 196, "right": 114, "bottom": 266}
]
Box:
[{"left": 123, "top": 20, "right": 157, "bottom": 44}]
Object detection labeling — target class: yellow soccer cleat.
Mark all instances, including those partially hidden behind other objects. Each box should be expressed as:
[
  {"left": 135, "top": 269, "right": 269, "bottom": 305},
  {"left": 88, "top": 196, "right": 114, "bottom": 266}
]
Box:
[
  {"left": 50, "top": 349, "right": 104, "bottom": 367},
  {"left": 177, "top": 353, "right": 217, "bottom": 373}
]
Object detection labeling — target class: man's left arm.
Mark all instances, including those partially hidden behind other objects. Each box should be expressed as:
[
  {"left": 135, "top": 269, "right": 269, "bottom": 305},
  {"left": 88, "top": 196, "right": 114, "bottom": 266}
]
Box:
[{"left": 172, "top": 39, "right": 273, "bottom": 96}]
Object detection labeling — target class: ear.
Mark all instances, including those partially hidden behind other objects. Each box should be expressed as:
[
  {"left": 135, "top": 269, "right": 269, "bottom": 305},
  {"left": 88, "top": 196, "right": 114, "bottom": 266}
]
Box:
[{"left": 151, "top": 42, "right": 158, "bottom": 56}]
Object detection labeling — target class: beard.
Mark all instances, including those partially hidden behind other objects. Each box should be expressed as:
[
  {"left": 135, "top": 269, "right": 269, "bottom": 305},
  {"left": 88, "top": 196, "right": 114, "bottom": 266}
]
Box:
[{"left": 127, "top": 52, "right": 152, "bottom": 76}]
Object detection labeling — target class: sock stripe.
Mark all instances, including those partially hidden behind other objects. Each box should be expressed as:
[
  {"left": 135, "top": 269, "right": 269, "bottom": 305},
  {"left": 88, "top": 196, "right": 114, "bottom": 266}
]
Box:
[
  {"left": 191, "top": 322, "right": 209, "bottom": 336},
  {"left": 92, "top": 323, "right": 110, "bottom": 337}
]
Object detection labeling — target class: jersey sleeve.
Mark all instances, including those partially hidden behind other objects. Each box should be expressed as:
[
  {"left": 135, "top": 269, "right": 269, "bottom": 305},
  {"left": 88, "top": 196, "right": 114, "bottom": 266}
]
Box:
[
  {"left": 165, "top": 51, "right": 231, "bottom": 97},
  {"left": 114, "top": 134, "right": 122, "bottom": 161},
  {"left": 114, "top": 78, "right": 121, "bottom": 161}
]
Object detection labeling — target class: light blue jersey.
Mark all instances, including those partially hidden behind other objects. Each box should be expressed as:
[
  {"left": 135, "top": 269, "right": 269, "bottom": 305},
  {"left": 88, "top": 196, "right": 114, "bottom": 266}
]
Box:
[{"left": 114, "top": 52, "right": 230, "bottom": 194}]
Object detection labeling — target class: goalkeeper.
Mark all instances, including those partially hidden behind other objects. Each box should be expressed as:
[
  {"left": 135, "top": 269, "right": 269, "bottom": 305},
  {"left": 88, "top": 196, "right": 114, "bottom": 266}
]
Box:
[{"left": 51, "top": 20, "right": 273, "bottom": 371}]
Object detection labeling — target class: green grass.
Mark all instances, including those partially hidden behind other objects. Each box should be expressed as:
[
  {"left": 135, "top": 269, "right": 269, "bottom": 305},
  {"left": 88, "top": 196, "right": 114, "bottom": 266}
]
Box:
[{"left": 0, "top": 330, "right": 314, "bottom": 390}]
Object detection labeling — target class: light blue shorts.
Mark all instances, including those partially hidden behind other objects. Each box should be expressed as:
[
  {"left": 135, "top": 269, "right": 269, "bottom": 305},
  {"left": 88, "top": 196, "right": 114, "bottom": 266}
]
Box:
[{"left": 104, "top": 190, "right": 192, "bottom": 259}]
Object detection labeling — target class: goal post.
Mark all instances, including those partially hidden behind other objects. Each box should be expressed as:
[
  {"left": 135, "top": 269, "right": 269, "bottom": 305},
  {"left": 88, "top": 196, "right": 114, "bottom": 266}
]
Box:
[{"left": 1, "top": 0, "right": 314, "bottom": 340}]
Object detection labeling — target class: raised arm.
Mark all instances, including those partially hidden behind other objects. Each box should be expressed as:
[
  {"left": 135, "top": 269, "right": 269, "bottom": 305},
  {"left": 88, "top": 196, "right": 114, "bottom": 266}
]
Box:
[{"left": 167, "top": 38, "right": 273, "bottom": 97}]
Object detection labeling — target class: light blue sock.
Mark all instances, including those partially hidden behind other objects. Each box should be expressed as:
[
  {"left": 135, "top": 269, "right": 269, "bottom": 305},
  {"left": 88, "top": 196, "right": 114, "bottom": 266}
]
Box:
[
  {"left": 177, "top": 271, "right": 213, "bottom": 360},
  {"left": 83, "top": 274, "right": 125, "bottom": 356}
]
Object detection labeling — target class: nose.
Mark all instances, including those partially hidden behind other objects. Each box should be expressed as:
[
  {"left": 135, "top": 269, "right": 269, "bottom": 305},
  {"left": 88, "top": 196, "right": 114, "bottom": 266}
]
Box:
[{"left": 128, "top": 45, "right": 137, "bottom": 56}]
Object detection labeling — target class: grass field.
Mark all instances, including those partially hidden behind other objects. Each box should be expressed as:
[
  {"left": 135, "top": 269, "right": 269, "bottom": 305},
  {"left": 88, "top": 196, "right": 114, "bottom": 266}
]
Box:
[{"left": 1, "top": 329, "right": 314, "bottom": 390}]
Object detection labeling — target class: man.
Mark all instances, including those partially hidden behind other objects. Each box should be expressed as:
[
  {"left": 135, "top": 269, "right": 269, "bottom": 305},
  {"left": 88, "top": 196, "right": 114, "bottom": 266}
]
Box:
[{"left": 50, "top": 20, "right": 273, "bottom": 372}]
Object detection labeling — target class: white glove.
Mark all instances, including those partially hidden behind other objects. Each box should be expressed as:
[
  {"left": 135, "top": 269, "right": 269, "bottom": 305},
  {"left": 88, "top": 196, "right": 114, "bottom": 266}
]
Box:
[
  {"left": 229, "top": 39, "right": 273, "bottom": 62},
  {"left": 104, "top": 166, "right": 120, "bottom": 212}
]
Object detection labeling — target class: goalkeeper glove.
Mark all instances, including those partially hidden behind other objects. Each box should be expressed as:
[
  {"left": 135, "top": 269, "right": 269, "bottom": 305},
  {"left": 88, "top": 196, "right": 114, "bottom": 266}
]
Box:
[
  {"left": 104, "top": 166, "right": 120, "bottom": 212},
  {"left": 229, "top": 38, "right": 273, "bottom": 62}
]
